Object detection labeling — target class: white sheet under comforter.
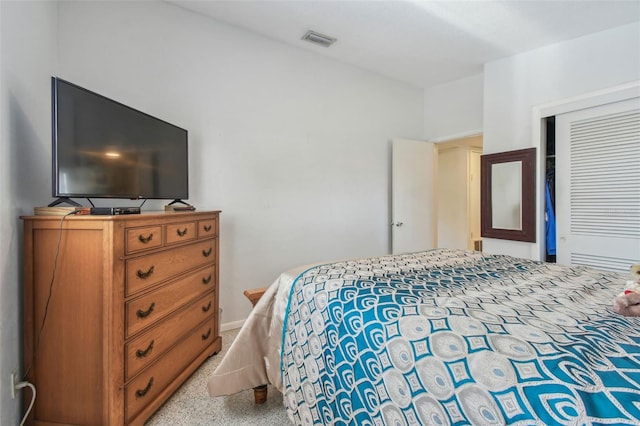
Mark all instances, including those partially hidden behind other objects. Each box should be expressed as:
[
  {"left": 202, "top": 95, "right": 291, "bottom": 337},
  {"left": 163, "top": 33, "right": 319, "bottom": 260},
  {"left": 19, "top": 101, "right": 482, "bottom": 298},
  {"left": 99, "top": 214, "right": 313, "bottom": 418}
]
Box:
[{"left": 207, "top": 262, "right": 317, "bottom": 396}]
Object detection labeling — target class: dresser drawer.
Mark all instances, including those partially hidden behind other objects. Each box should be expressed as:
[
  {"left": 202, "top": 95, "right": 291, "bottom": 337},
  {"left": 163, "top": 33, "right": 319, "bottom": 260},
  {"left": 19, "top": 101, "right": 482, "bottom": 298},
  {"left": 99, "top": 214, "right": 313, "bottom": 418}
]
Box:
[
  {"left": 126, "top": 225, "right": 163, "bottom": 254},
  {"left": 166, "top": 221, "right": 197, "bottom": 245},
  {"left": 126, "top": 320, "right": 216, "bottom": 422},
  {"left": 125, "top": 292, "right": 215, "bottom": 380},
  {"left": 198, "top": 217, "right": 217, "bottom": 239},
  {"left": 125, "top": 240, "right": 215, "bottom": 296},
  {"left": 125, "top": 265, "right": 215, "bottom": 337}
]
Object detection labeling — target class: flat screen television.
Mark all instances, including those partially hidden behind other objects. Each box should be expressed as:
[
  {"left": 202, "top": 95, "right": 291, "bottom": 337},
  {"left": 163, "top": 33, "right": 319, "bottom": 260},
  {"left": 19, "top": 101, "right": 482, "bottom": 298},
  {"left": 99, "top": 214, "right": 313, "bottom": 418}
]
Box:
[{"left": 50, "top": 77, "right": 189, "bottom": 207}]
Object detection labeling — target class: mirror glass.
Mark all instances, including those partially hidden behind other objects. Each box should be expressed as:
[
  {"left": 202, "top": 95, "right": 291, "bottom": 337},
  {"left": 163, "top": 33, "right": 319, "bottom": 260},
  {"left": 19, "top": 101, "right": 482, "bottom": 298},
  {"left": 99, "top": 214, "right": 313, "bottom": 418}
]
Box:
[{"left": 491, "top": 161, "right": 522, "bottom": 230}]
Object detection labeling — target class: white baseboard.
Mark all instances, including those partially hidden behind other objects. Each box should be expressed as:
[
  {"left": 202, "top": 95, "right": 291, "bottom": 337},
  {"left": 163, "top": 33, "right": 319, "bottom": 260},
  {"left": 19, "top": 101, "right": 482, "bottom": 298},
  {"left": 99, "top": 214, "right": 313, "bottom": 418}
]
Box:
[{"left": 220, "top": 319, "right": 245, "bottom": 332}]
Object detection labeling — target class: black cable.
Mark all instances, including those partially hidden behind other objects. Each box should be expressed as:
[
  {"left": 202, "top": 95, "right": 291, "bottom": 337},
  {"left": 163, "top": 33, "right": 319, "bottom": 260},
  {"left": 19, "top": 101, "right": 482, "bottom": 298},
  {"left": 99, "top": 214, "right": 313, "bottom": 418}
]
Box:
[{"left": 23, "top": 210, "right": 78, "bottom": 380}]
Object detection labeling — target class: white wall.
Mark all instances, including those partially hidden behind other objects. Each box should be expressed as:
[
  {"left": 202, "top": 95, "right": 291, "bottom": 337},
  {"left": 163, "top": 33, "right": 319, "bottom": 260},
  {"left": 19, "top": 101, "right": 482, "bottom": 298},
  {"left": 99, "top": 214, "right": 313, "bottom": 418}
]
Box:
[
  {"left": 56, "top": 1, "right": 424, "bottom": 327},
  {"left": 424, "top": 73, "right": 483, "bottom": 142},
  {"left": 0, "top": 1, "right": 57, "bottom": 424},
  {"left": 482, "top": 22, "right": 640, "bottom": 259}
]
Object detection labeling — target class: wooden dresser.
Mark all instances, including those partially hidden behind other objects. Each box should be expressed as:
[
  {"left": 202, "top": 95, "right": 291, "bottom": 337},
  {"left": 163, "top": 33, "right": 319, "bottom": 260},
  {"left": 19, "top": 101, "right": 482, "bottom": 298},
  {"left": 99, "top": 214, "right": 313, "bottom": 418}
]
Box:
[{"left": 22, "top": 210, "right": 222, "bottom": 425}]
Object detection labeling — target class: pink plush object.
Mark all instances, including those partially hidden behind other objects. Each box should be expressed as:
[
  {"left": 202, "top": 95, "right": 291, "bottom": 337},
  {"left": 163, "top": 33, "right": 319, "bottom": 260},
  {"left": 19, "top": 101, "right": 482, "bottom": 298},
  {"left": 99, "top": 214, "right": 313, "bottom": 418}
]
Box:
[
  {"left": 612, "top": 264, "right": 640, "bottom": 317},
  {"left": 613, "top": 292, "right": 640, "bottom": 317}
]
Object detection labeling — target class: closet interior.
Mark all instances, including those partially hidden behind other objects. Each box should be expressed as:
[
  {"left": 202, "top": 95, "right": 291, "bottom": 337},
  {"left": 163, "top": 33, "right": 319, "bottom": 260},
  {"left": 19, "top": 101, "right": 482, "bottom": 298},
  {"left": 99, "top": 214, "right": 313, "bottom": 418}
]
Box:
[{"left": 545, "top": 116, "right": 556, "bottom": 263}]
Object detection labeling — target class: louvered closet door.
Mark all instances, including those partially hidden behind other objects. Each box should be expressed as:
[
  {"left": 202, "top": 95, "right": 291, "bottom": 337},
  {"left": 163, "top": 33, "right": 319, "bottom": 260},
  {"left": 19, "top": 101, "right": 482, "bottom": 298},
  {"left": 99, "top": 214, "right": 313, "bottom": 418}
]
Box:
[{"left": 555, "top": 97, "right": 640, "bottom": 271}]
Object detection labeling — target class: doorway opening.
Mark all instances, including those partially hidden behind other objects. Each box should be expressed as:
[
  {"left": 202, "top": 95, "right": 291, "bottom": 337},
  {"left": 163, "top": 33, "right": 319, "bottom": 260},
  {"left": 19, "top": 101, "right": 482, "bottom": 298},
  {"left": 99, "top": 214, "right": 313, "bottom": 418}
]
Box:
[{"left": 435, "top": 134, "right": 483, "bottom": 251}]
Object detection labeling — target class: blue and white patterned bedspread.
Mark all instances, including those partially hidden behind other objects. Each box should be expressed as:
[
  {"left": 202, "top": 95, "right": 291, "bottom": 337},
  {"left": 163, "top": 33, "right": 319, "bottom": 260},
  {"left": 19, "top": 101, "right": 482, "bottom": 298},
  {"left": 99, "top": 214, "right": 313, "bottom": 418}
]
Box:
[{"left": 281, "top": 249, "right": 640, "bottom": 425}]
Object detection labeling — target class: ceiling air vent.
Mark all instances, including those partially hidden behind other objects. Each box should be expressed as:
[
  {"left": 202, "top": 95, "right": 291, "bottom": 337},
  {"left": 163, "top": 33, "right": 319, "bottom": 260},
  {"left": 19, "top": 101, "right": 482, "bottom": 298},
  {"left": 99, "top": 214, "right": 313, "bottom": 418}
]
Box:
[{"left": 301, "top": 30, "right": 337, "bottom": 48}]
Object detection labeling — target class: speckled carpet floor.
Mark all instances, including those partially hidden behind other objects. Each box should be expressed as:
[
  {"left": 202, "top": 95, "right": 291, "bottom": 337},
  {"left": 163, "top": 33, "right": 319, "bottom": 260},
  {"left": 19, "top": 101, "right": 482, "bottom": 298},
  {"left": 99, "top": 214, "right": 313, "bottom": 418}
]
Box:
[{"left": 146, "top": 328, "right": 289, "bottom": 425}]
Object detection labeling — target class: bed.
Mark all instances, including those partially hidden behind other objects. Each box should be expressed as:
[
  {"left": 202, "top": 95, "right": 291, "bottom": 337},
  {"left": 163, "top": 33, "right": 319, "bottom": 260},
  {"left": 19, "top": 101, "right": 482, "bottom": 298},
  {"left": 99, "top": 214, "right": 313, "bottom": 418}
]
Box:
[{"left": 207, "top": 248, "right": 640, "bottom": 425}]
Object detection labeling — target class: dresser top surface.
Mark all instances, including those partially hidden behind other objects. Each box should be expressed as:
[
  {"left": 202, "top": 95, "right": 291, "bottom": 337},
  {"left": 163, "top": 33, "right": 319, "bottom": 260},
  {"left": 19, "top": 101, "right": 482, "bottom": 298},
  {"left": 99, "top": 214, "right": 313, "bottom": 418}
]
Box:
[{"left": 21, "top": 210, "right": 221, "bottom": 221}]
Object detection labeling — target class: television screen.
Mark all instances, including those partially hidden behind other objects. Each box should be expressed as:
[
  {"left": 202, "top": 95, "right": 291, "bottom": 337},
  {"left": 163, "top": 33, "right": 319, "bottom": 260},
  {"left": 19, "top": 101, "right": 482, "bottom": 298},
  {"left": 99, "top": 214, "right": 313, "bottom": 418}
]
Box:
[{"left": 51, "top": 77, "right": 188, "bottom": 202}]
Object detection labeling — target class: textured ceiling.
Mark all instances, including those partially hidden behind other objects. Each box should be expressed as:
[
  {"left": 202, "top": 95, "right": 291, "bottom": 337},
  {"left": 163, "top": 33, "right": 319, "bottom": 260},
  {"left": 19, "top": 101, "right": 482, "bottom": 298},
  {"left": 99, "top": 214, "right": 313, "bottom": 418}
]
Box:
[{"left": 168, "top": 0, "right": 640, "bottom": 88}]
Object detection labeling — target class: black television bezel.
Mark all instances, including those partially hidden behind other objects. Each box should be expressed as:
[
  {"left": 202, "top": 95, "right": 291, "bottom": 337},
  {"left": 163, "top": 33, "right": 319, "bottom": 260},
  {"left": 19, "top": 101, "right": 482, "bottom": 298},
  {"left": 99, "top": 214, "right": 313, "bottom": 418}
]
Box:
[{"left": 51, "top": 76, "right": 189, "bottom": 201}]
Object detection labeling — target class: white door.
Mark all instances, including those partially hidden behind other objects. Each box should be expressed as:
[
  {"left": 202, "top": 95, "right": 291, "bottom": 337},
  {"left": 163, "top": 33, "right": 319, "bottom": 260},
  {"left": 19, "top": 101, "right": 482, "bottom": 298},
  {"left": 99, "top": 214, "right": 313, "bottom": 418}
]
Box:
[
  {"left": 555, "top": 97, "right": 640, "bottom": 271},
  {"left": 391, "top": 139, "right": 436, "bottom": 254}
]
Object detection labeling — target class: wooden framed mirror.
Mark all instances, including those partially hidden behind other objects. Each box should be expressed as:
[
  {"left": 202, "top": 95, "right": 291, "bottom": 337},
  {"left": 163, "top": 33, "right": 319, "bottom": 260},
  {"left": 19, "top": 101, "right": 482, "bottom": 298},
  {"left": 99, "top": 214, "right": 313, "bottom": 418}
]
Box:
[{"left": 481, "top": 148, "right": 536, "bottom": 242}]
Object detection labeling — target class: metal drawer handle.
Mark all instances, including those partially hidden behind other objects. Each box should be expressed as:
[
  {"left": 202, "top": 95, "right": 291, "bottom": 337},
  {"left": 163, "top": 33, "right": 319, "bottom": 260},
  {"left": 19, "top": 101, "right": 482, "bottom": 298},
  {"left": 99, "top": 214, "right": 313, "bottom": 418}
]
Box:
[
  {"left": 202, "top": 275, "right": 212, "bottom": 285},
  {"left": 136, "top": 266, "right": 155, "bottom": 279},
  {"left": 202, "top": 301, "right": 212, "bottom": 313},
  {"left": 135, "top": 377, "right": 154, "bottom": 398},
  {"left": 202, "top": 248, "right": 212, "bottom": 257},
  {"left": 202, "top": 328, "right": 212, "bottom": 340},
  {"left": 136, "top": 340, "right": 155, "bottom": 358},
  {"left": 204, "top": 225, "right": 212, "bottom": 232},
  {"left": 136, "top": 302, "right": 155, "bottom": 319},
  {"left": 138, "top": 233, "right": 154, "bottom": 244},
  {"left": 177, "top": 228, "right": 188, "bottom": 237}
]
